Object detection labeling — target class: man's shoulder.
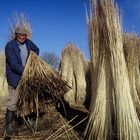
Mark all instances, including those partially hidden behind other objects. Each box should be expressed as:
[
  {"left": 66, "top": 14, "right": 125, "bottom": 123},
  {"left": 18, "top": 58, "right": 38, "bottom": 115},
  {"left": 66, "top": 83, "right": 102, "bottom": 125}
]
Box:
[
  {"left": 26, "top": 39, "right": 37, "bottom": 48},
  {"left": 25, "top": 38, "right": 32, "bottom": 43},
  {"left": 6, "top": 39, "right": 17, "bottom": 47}
]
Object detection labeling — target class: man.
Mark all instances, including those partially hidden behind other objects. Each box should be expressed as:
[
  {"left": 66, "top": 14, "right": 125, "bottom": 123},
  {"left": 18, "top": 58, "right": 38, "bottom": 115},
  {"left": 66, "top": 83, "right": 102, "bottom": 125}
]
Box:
[{"left": 4, "top": 26, "right": 39, "bottom": 137}]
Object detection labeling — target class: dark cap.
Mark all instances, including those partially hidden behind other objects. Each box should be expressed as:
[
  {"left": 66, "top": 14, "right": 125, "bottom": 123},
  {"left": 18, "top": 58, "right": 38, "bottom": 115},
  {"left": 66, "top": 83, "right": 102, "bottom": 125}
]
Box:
[{"left": 15, "top": 26, "right": 27, "bottom": 34}]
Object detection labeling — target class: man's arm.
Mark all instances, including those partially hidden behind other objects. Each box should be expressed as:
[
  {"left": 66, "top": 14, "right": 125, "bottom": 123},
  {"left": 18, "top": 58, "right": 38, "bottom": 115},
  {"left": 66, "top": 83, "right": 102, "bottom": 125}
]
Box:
[{"left": 27, "top": 39, "right": 39, "bottom": 55}]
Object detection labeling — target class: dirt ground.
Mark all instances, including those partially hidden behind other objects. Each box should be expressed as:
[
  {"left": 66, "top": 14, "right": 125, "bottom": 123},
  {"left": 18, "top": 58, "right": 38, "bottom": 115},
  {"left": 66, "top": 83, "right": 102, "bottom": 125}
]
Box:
[{"left": 0, "top": 103, "right": 88, "bottom": 140}]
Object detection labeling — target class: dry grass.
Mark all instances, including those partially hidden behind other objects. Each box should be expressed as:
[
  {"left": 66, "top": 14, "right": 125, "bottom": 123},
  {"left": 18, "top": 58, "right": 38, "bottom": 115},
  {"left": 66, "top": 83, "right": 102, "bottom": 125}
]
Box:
[
  {"left": 59, "top": 43, "right": 90, "bottom": 106},
  {"left": 0, "top": 54, "right": 8, "bottom": 109},
  {"left": 0, "top": 104, "right": 85, "bottom": 140},
  {"left": 17, "top": 51, "right": 70, "bottom": 117},
  {"left": 123, "top": 34, "right": 140, "bottom": 117},
  {"left": 0, "top": 1, "right": 139, "bottom": 139},
  {"left": 84, "top": 0, "right": 113, "bottom": 139},
  {"left": 85, "top": 0, "right": 140, "bottom": 140},
  {"left": 0, "top": 55, "right": 86, "bottom": 139}
]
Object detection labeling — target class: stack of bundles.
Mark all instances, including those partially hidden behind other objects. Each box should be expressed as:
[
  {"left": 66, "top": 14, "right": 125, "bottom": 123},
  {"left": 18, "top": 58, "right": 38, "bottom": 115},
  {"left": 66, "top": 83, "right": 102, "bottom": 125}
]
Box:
[
  {"left": 17, "top": 51, "right": 70, "bottom": 117},
  {"left": 84, "top": 0, "right": 140, "bottom": 140},
  {"left": 59, "top": 43, "right": 90, "bottom": 109},
  {"left": 123, "top": 34, "right": 140, "bottom": 117}
]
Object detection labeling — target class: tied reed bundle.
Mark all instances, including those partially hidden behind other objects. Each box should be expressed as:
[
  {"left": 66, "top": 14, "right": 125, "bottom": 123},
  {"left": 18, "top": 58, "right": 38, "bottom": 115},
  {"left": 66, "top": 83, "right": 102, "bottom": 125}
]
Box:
[
  {"left": 137, "top": 38, "right": 140, "bottom": 100},
  {"left": 17, "top": 51, "right": 70, "bottom": 117},
  {"left": 102, "top": 0, "right": 140, "bottom": 138},
  {"left": 0, "top": 54, "right": 8, "bottom": 105},
  {"left": 84, "top": 0, "right": 140, "bottom": 140},
  {"left": 123, "top": 34, "right": 140, "bottom": 117},
  {"left": 59, "top": 43, "right": 89, "bottom": 107},
  {"left": 84, "top": 0, "right": 113, "bottom": 139}
]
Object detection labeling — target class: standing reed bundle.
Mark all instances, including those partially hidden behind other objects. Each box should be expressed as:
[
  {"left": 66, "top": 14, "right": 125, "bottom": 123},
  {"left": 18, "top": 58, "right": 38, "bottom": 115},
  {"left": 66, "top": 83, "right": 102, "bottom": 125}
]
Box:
[
  {"left": 17, "top": 51, "right": 70, "bottom": 117},
  {"left": 137, "top": 38, "right": 140, "bottom": 99},
  {"left": 123, "top": 34, "right": 140, "bottom": 117},
  {"left": 59, "top": 43, "right": 90, "bottom": 107},
  {"left": 103, "top": 0, "right": 140, "bottom": 138},
  {"left": 85, "top": 0, "right": 140, "bottom": 140},
  {"left": 133, "top": 36, "right": 140, "bottom": 101},
  {"left": 0, "top": 54, "right": 8, "bottom": 106},
  {"left": 84, "top": 0, "right": 113, "bottom": 139}
]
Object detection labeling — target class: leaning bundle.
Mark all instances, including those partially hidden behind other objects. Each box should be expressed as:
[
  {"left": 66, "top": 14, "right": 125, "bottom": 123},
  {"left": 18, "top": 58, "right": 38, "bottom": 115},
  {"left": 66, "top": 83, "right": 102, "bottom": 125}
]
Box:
[
  {"left": 17, "top": 51, "right": 70, "bottom": 116},
  {"left": 59, "top": 43, "right": 89, "bottom": 106},
  {"left": 123, "top": 34, "right": 140, "bottom": 117}
]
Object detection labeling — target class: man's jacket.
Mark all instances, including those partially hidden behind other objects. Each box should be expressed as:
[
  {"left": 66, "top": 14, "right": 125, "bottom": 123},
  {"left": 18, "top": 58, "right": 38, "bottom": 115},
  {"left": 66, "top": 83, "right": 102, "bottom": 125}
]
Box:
[{"left": 5, "top": 39, "right": 39, "bottom": 88}]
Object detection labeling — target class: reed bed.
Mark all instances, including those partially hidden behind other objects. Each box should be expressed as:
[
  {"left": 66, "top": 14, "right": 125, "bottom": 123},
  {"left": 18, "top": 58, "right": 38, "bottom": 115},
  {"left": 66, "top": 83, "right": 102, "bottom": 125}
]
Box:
[
  {"left": 84, "top": 0, "right": 140, "bottom": 140},
  {"left": 17, "top": 51, "right": 70, "bottom": 117},
  {"left": 59, "top": 43, "right": 90, "bottom": 107}
]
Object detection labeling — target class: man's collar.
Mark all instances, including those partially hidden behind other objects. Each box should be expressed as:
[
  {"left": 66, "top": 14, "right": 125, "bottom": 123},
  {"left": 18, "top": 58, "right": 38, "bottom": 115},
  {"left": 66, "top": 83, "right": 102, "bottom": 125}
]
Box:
[{"left": 17, "top": 40, "right": 25, "bottom": 46}]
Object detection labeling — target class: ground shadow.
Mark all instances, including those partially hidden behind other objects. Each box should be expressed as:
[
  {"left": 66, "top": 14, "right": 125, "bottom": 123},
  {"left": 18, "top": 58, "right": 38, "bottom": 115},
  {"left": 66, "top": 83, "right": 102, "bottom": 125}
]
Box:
[{"left": 56, "top": 100, "right": 89, "bottom": 138}]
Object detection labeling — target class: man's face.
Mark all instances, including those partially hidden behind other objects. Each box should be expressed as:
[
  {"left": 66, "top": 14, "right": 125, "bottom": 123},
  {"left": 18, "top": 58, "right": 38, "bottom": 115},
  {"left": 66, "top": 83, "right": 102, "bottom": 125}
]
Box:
[{"left": 16, "top": 33, "right": 27, "bottom": 44}]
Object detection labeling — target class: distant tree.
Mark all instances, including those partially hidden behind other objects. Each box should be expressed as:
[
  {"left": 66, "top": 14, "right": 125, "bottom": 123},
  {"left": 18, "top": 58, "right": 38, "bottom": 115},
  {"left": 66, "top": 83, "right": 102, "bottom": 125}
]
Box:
[{"left": 41, "top": 52, "right": 60, "bottom": 69}]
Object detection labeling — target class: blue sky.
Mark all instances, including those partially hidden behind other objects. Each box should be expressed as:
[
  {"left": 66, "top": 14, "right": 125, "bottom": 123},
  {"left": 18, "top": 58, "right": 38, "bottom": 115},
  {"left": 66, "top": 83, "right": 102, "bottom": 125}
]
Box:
[
  {"left": 0, "top": 0, "right": 140, "bottom": 59},
  {"left": 117, "top": 0, "right": 140, "bottom": 34}
]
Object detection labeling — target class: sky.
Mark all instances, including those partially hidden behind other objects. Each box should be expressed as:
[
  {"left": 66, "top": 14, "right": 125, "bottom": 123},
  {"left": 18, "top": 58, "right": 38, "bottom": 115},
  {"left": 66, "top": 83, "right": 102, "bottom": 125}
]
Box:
[{"left": 0, "top": 0, "right": 140, "bottom": 59}]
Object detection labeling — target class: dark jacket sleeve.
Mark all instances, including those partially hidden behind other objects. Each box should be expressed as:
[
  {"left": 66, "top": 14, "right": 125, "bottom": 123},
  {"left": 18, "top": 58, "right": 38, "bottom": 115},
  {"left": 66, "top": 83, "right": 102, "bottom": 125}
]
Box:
[
  {"left": 5, "top": 45, "right": 24, "bottom": 75},
  {"left": 27, "top": 39, "right": 39, "bottom": 55}
]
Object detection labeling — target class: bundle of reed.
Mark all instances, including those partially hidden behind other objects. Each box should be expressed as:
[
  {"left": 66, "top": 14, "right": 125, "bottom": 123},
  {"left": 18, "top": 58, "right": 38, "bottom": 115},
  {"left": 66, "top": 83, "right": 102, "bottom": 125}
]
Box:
[
  {"left": 8, "top": 11, "right": 32, "bottom": 40},
  {"left": 135, "top": 37, "right": 140, "bottom": 99},
  {"left": 17, "top": 51, "right": 70, "bottom": 117},
  {"left": 59, "top": 43, "right": 90, "bottom": 107},
  {"left": 84, "top": 0, "right": 113, "bottom": 139},
  {"left": 137, "top": 38, "right": 140, "bottom": 98},
  {"left": 97, "top": 0, "right": 140, "bottom": 139},
  {"left": 123, "top": 34, "right": 140, "bottom": 117},
  {"left": 84, "top": 0, "right": 140, "bottom": 140},
  {"left": 0, "top": 54, "right": 8, "bottom": 106}
]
